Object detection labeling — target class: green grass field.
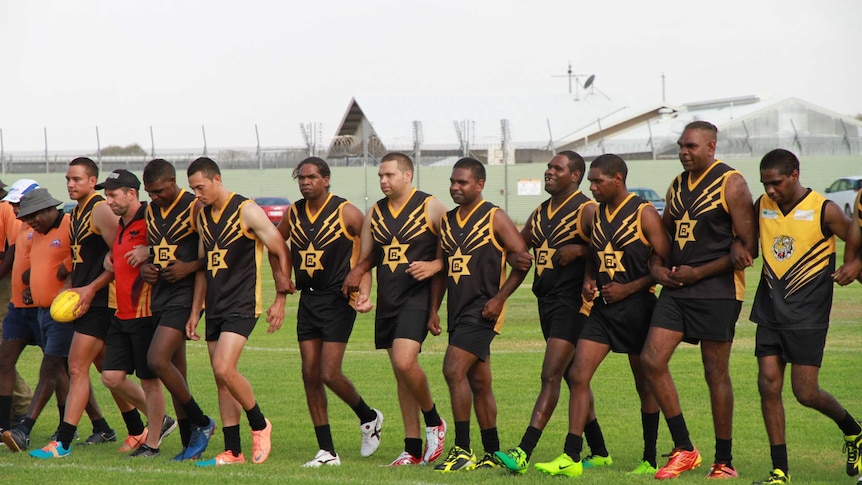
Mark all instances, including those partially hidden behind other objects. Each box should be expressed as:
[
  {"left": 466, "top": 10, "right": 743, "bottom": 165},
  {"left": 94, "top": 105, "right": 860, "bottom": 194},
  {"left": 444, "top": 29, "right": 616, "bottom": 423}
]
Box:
[{"left": 3, "top": 259, "right": 861, "bottom": 484}]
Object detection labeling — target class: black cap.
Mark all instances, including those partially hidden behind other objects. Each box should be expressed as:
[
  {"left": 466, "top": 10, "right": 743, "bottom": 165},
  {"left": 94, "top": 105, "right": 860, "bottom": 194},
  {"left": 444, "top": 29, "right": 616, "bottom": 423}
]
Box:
[{"left": 95, "top": 169, "right": 141, "bottom": 191}]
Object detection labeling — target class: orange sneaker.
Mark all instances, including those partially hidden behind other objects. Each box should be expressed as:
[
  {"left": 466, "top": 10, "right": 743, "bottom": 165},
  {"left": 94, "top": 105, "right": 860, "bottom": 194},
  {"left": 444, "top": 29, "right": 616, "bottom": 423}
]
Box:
[
  {"left": 195, "top": 450, "right": 246, "bottom": 467},
  {"left": 118, "top": 429, "right": 148, "bottom": 452},
  {"left": 251, "top": 418, "right": 272, "bottom": 464},
  {"left": 655, "top": 446, "right": 702, "bottom": 479},
  {"left": 706, "top": 462, "right": 739, "bottom": 479}
]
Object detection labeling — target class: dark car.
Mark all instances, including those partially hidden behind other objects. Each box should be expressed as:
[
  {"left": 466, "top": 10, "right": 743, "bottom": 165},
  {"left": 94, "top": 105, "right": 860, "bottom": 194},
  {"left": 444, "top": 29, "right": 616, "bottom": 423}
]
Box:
[
  {"left": 254, "top": 196, "right": 291, "bottom": 224},
  {"left": 630, "top": 187, "right": 666, "bottom": 215}
]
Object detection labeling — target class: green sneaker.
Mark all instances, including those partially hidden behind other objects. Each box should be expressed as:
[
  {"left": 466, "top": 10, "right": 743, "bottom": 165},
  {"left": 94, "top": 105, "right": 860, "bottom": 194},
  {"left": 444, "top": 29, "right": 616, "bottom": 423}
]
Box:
[
  {"left": 475, "top": 452, "right": 502, "bottom": 469},
  {"left": 846, "top": 432, "right": 862, "bottom": 477},
  {"left": 433, "top": 445, "right": 476, "bottom": 472},
  {"left": 495, "top": 447, "right": 529, "bottom": 474},
  {"left": 752, "top": 468, "right": 790, "bottom": 484},
  {"left": 582, "top": 453, "right": 613, "bottom": 468},
  {"left": 534, "top": 453, "right": 583, "bottom": 477},
  {"left": 628, "top": 460, "right": 657, "bottom": 475}
]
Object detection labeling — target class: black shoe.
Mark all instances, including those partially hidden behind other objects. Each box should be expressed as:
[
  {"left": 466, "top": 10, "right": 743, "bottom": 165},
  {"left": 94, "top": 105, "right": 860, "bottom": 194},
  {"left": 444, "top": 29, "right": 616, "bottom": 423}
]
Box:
[
  {"left": 129, "top": 444, "right": 160, "bottom": 458},
  {"left": 79, "top": 429, "right": 118, "bottom": 446},
  {"left": 158, "top": 416, "right": 177, "bottom": 446},
  {"left": 1, "top": 428, "right": 29, "bottom": 452}
]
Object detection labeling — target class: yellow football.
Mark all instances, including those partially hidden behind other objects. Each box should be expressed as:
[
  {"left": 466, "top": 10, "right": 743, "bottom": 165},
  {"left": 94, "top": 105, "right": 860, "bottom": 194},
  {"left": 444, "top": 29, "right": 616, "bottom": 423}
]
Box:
[{"left": 50, "top": 289, "right": 81, "bottom": 323}]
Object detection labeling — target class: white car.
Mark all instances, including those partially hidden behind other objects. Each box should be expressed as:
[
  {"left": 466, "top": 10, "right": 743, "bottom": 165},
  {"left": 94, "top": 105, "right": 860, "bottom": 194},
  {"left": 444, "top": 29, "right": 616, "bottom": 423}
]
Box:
[{"left": 824, "top": 176, "right": 862, "bottom": 217}]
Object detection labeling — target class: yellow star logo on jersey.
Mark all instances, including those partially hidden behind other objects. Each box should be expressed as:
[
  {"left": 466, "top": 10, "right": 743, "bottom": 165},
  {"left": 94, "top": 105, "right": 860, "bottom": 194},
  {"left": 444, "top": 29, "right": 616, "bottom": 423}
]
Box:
[
  {"left": 448, "top": 247, "right": 472, "bottom": 284},
  {"left": 299, "top": 242, "right": 325, "bottom": 277},
  {"left": 382, "top": 238, "right": 409, "bottom": 272},
  {"left": 207, "top": 244, "right": 229, "bottom": 277},
  {"left": 71, "top": 244, "right": 83, "bottom": 264},
  {"left": 534, "top": 239, "right": 556, "bottom": 276},
  {"left": 153, "top": 237, "right": 177, "bottom": 268},
  {"left": 675, "top": 211, "right": 698, "bottom": 249},
  {"left": 598, "top": 242, "right": 626, "bottom": 280}
]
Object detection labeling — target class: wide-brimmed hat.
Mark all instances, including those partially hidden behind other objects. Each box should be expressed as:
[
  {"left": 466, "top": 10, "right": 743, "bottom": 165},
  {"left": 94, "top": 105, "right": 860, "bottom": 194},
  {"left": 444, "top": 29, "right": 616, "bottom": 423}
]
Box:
[
  {"left": 95, "top": 169, "right": 141, "bottom": 190},
  {"left": 2, "top": 179, "right": 40, "bottom": 203},
  {"left": 17, "top": 188, "right": 62, "bottom": 219}
]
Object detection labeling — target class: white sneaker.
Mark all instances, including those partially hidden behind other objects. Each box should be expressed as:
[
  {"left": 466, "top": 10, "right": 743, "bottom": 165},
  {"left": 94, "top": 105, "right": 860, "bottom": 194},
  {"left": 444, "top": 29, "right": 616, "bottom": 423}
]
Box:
[
  {"left": 423, "top": 417, "right": 447, "bottom": 463},
  {"left": 359, "top": 409, "right": 383, "bottom": 457},
  {"left": 302, "top": 449, "right": 340, "bottom": 468}
]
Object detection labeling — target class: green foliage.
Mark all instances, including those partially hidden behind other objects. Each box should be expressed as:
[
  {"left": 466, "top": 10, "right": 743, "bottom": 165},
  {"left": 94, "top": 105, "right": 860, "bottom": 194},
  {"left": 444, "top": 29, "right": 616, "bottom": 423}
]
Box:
[{"left": 98, "top": 144, "right": 146, "bottom": 156}]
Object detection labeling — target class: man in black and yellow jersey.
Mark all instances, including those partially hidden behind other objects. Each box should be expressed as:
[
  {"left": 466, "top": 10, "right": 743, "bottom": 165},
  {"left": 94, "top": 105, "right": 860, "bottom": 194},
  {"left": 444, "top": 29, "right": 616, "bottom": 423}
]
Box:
[
  {"left": 342, "top": 152, "right": 448, "bottom": 466},
  {"left": 274, "top": 157, "right": 383, "bottom": 468},
  {"left": 185, "top": 157, "right": 290, "bottom": 467},
  {"left": 429, "top": 157, "right": 530, "bottom": 472},
  {"left": 750, "top": 149, "right": 862, "bottom": 485},
  {"left": 496, "top": 151, "right": 612, "bottom": 474},
  {"left": 640, "top": 121, "right": 757, "bottom": 479},
  {"left": 534, "top": 154, "right": 671, "bottom": 477}
]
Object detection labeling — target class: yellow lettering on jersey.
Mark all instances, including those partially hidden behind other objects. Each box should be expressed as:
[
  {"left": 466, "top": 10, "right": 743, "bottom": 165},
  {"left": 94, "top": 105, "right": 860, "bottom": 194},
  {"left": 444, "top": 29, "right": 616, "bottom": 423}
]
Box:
[
  {"left": 675, "top": 211, "right": 698, "bottom": 249},
  {"left": 382, "top": 238, "right": 409, "bottom": 272},
  {"left": 71, "top": 244, "right": 83, "bottom": 264},
  {"left": 299, "top": 243, "right": 325, "bottom": 277},
  {"left": 448, "top": 247, "right": 472, "bottom": 284},
  {"left": 598, "top": 242, "right": 626, "bottom": 280},
  {"left": 535, "top": 239, "right": 556, "bottom": 276},
  {"left": 208, "top": 244, "right": 229, "bottom": 277},
  {"left": 154, "top": 237, "right": 177, "bottom": 268}
]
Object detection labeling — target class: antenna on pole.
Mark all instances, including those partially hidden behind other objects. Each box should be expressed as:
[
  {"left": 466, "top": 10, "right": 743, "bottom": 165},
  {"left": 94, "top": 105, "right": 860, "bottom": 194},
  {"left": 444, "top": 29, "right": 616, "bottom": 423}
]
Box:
[
  {"left": 255, "top": 124, "right": 262, "bottom": 169},
  {"left": 412, "top": 120, "right": 423, "bottom": 185},
  {"left": 202, "top": 124, "right": 208, "bottom": 156},
  {"left": 95, "top": 126, "right": 102, "bottom": 172},
  {"left": 149, "top": 126, "right": 155, "bottom": 158}
]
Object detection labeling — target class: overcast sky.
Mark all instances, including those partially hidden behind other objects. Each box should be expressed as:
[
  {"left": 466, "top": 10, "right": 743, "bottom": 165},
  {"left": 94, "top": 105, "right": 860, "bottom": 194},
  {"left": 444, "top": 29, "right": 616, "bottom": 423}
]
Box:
[{"left": 1, "top": 0, "right": 860, "bottom": 152}]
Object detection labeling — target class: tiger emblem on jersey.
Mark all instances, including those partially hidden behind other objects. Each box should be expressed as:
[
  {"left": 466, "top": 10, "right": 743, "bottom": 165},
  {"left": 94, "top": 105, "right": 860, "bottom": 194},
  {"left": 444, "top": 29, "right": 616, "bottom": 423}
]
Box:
[{"left": 772, "top": 235, "right": 794, "bottom": 261}]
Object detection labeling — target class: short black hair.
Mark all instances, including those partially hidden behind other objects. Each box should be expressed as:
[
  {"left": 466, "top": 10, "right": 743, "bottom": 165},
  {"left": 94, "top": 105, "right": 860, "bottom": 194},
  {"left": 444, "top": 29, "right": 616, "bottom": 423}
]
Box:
[
  {"left": 293, "top": 157, "right": 331, "bottom": 179},
  {"left": 684, "top": 120, "right": 719, "bottom": 140},
  {"left": 69, "top": 157, "right": 99, "bottom": 178},
  {"left": 187, "top": 157, "right": 221, "bottom": 179},
  {"left": 380, "top": 152, "right": 414, "bottom": 174},
  {"left": 557, "top": 150, "right": 586, "bottom": 176},
  {"left": 760, "top": 149, "right": 799, "bottom": 176},
  {"left": 453, "top": 157, "right": 485, "bottom": 182},
  {"left": 143, "top": 159, "right": 176, "bottom": 184},
  {"left": 590, "top": 154, "right": 628, "bottom": 181}
]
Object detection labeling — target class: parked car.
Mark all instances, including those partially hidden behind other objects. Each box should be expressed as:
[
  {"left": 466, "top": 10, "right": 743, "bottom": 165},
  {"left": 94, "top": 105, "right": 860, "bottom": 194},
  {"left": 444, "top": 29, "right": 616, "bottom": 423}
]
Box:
[
  {"left": 824, "top": 176, "right": 862, "bottom": 217},
  {"left": 63, "top": 203, "right": 76, "bottom": 214},
  {"left": 630, "top": 187, "right": 666, "bottom": 215},
  {"left": 254, "top": 196, "right": 291, "bottom": 224}
]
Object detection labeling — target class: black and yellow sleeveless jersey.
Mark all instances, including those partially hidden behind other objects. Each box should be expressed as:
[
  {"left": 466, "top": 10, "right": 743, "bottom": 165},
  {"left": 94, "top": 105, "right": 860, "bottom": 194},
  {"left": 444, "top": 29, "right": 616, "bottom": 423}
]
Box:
[
  {"left": 440, "top": 200, "right": 507, "bottom": 333},
  {"left": 370, "top": 189, "right": 438, "bottom": 316},
  {"left": 750, "top": 190, "right": 835, "bottom": 330},
  {"left": 287, "top": 193, "right": 358, "bottom": 294},
  {"left": 70, "top": 192, "right": 115, "bottom": 309},
  {"left": 197, "top": 193, "right": 262, "bottom": 318},
  {"left": 665, "top": 160, "right": 744, "bottom": 300},
  {"left": 855, "top": 190, "right": 862, "bottom": 229},
  {"left": 147, "top": 189, "right": 198, "bottom": 311},
  {"left": 591, "top": 193, "right": 654, "bottom": 293},
  {"left": 528, "top": 190, "right": 594, "bottom": 300}
]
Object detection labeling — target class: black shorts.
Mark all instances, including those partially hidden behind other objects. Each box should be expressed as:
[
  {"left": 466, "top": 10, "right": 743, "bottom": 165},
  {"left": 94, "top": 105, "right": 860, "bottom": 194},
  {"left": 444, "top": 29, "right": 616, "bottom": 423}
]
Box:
[
  {"left": 754, "top": 325, "right": 827, "bottom": 367},
  {"left": 538, "top": 296, "right": 586, "bottom": 344},
  {"left": 651, "top": 295, "right": 741, "bottom": 344},
  {"left": 103, "top": 316, "right": 158, "bottom": 379},
  {"left": 73, "top": 307, "right": 114, "bottom": 340},
  {"left": 375, "top": 308, "right": 429, "bottom": 350},
  {"left": 205, "top": 316, "right": 257, "bottom": 341},
  {"left": 2, "top": 304, "right": 43, "bottom": 347},
  {"left": 153, "top": 307, "right": 192, "bottom": 333},
  {"left": 580, "top": 292, "right": 656, "bottom": 354},
  {"left": 297, "top": 291, "right": 356, "bottom": 343},
  {"left": 448, "top": 321, "right": 497, "bottom": 362}
]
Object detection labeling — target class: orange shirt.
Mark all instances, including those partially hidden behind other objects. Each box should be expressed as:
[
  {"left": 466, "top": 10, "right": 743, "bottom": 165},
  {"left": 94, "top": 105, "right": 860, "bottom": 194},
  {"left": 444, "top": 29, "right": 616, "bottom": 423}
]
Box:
[
  {"left": 29, "top": 213, "right": 72, "bottom": 308},
  {"left": 0, "top": 202, "right": 21, "bottom": 259},
  {"left": 10, "top": 223, "right": 35, "bottom": 308}
]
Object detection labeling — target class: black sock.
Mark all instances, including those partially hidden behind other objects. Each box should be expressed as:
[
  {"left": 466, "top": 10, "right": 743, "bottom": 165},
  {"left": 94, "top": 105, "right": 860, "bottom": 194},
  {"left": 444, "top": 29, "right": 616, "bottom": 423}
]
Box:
[
  {"left": 178, "top": 418, "right": 191, "bottom": 447},
  {"left": 666, "top": 414, "right": 693, "bottom": 451},
  {"left": 563, "top": 433, "right": 583, "bottom": 462},
  {"left": 837, "top": 411, "right": 862, "bottom": 436},
  {"left": 20, "top": 417, "right": 36, "bottom": 434},
  {"left": 518, "top": 425, "right": 543, "bottom": 459},
  {"left": 223, "top": 425, "right": 241, "bottom": 456},
  {"left": 0, "top": 395, "right": 11, "bottom": 430},
  {"left": 480, "top": 427, "right": 500, "bottom": 454},
  {"left": 422, "top": 404, "right": 442, "bottom": 427},
  {"left": 122, "top": 409, "right": 145, "bottom": 436},
  {"left": 352, "top": 397, "right": 377, "bottom": 424},
  {"left": 584, "top": 418, "right": 608, "bottom": 457},
  {"left": 715, "top": 438, "right": 733, "bottom": 466},
  {"left": 315, "top": 424, "right": 335, "bottom": 454},
  {"left": 642, "top": 411, "right": 660, "bottom": 468},
  {"left": 405, "top": 437, "right": 422, "bottom": 459},
  {"left": 57, "top": 405, "right": 65, "bottom": 429},
  {"left": 57, "top": 421, "right": 77, "bottom": 449},
  {"left": 770, "top": 444, "right": 788, "bottom": 473},
  {"left": 181, "top": 397, "right": 209, "bottom": 427},
  {"left": 245, "top": 403, "right": 266, "bottom": 431},
  {"left": 454, "top": 421, "right": 471, "bottom": 450},
  {"left": 91, "top": 417, "right": 111, "bottom": 433}
]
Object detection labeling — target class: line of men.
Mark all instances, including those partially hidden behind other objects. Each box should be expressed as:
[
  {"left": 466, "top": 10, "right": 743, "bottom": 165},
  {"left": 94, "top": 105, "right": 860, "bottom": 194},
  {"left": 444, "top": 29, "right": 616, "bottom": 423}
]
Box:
[{"left": 1, "top": 119, "right": 860, "bottom": 482}]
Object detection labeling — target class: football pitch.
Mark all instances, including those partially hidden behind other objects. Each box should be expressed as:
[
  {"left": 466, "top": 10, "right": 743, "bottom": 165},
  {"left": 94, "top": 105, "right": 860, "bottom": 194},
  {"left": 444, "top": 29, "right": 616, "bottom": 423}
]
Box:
[{"left": 3, "top": 261, "right": 861, "bottom": 484}]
